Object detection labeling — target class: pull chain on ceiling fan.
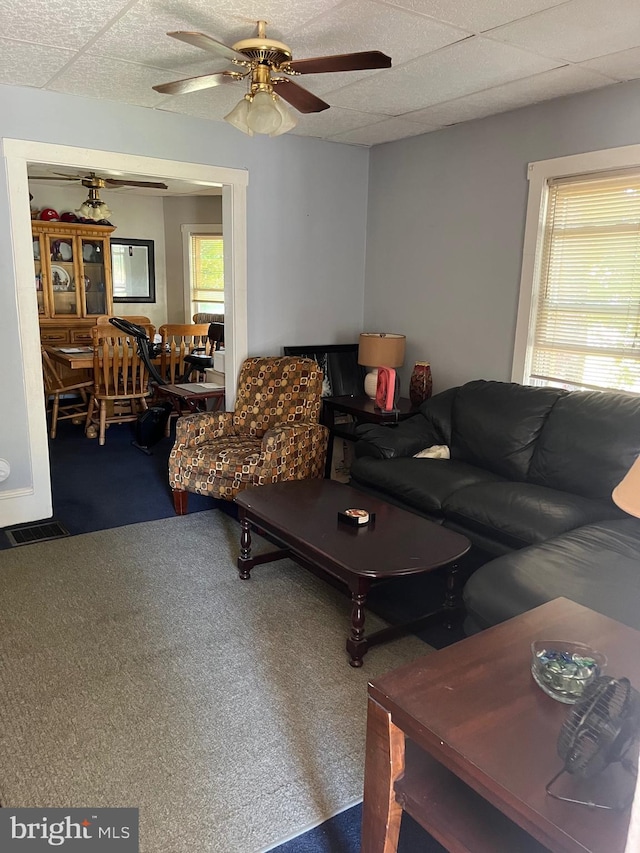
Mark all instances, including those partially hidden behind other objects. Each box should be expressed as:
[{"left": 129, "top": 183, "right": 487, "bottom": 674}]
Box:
[{"left": 152, "top": 21, "right": 392, "bottom": 137}]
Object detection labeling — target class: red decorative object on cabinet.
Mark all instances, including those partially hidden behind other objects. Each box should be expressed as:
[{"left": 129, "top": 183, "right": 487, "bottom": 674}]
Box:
[{"left": 409, "top": 361, "right": 432, "bottom": 408}]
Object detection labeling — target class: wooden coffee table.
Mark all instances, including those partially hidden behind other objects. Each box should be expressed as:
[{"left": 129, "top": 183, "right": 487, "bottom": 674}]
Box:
[
  {"left": 234, "top": 480, "right": 470, "bottom": 667},
  {"left": 361, "top": 597, "right": 638, "bottom": 853}
]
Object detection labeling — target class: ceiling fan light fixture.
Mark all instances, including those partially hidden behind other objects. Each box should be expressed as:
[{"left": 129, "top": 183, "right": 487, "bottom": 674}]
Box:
[
  {"left": 269, "top": 95, "right": 297, "bottom": 136},
  {"left": 246, "top": 91, "right": 282, "bottom": 135},
  {"left": 223, "top": 95, "right": 254, "bottom": 136},
  {"left": 76, "top": 196, "right": 112, "bottom": 222}
]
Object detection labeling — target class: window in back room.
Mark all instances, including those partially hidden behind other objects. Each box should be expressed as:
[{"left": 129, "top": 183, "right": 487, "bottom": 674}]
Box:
[
  {"left": 189, "top": 232, "right": 224, "bottom": 318},
  {"left": 514, "top": 148, "right": 640, "bottom": 395}
]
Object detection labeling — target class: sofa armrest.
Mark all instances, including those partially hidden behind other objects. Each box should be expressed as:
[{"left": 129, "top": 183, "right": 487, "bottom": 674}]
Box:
[
  {"left": 174, "top": 411, "right": 235, "bottom": 447},
  {"left": 354, "top": 415, "right": 443, "bottom": 459},
  {"left": 255, "top": 423, "right": 329, "bottom": 484}
]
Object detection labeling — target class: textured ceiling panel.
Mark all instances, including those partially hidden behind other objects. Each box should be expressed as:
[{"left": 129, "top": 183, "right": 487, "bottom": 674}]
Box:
[
  {"left": 3, "top": 0, "right": 640, "bottom": 146},
  {"left": 329, "top": 116, "right": 441, "bottom": 145},
  {"left": 291, "top": 105, "right": 392, "bottom": 137},
  {"left": 579, "top": 46, "right": 640, "bottom": 81},
  {"left": 49, "top": 56, "right": 171, "bottom": 107},
  {"left": 326, "top": 36, "right": 562, "bottom": 114},
  {"left": 0, "top": 0, "right": 133, "bottom": 49},
  {"left": 0, "top": 39, "right": 75, "bottom": 86},
  {"left": 382, "top": 0, "right": 571, "bottom": 33},
  {"left": 406, "top": 64, "right": 614, "bottom": 126},
  {"left": 489, "top": 0, "right": 640, "bottom": 63}
]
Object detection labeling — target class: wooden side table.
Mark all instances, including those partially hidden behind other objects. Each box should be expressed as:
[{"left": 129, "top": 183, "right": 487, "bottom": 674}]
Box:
[
  {"left": 361, "top": 598, "right": 637, "bottom": 853},
  {"left": 321, "top": 395, "right": 415, "bottom": 478}
]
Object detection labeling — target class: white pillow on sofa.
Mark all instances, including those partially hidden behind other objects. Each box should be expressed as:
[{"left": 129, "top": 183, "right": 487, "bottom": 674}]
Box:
[{"left": 413, "top": 445, "right": 450, "bottom": 459}]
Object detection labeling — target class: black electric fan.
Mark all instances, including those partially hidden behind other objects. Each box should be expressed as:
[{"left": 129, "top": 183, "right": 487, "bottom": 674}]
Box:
[{"left": 546, "top": 675, "right": 640, "bottom": 810}]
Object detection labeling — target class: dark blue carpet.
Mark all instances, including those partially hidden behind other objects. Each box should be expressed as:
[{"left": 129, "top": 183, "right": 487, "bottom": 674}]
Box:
[
  {"left": 0, "top": 419, "right": 222, "bottom": 549},
  {"left": 269, "top": 802, "right": 446, "bottom": 853}
]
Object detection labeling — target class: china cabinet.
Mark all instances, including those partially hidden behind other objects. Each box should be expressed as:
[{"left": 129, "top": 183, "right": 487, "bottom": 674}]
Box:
[{"left": 33, "top": 220, "right": 115, "bottom": 345}]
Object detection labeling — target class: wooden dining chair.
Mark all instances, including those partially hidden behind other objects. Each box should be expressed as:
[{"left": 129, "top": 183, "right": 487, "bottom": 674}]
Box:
[
  {"left": 95, "top": 315, "right": 155, "bottom": 339},
  {"left": 41, "top": 347, "right": 94, "bottom": 439},
  {"left": 158, "top": 323, "right": 211, "bottom": 384},
  {"left": 85, "top": 327, "right": 152, "bottom": 445}
]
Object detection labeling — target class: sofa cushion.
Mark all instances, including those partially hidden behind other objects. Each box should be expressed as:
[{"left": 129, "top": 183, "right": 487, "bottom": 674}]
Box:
[
  {"left": 463, "top": 519, "right": 640, "bottom": 633},
  {"left": 529, "top": 390, "right": 640, "bottom": 500},
  {"left": 349, "top": 457, "right": 504, "bottom": 516},
  {"left": 442, "top": 482, "right": 624, "bottom": 550},
  {"left": 450, "top": 380, "right": 564, "bottom": 481}
]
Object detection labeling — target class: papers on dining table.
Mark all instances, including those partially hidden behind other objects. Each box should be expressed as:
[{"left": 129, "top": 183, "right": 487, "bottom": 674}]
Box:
[
  {"left": 174, "top": 383, "right": 224, "bottom": 392},
  {"left": 58, "top": 347, "right": 92, "bottom": 353}
]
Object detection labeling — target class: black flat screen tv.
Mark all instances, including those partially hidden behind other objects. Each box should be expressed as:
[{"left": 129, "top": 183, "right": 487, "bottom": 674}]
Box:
[{"left": 283, "top": 344, "right": 365, "bottom": 397}]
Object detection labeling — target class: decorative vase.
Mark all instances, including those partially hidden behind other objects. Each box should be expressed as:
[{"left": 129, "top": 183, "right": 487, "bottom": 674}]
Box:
[{"left": 409, "top": 361, "right": 432, "bottom": 408}]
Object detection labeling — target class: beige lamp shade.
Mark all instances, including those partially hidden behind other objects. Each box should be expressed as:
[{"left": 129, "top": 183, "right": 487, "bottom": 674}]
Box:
[
  {"left": 612, "top": 456, "right": 640, "bottom": 518},
  {"left": 358, "top": 333, "right": 406, "bottom": 368}
]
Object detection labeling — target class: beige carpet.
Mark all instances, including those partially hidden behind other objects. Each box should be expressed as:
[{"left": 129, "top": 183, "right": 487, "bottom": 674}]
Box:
[{"left": 0, "top": 511, "right": 431, "bottom": 852}]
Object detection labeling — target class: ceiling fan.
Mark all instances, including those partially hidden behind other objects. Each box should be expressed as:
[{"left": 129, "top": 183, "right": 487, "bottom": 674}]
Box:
[
  {"left": 29, "top": 172, "right": 168, "bottom": 224},
  {"left": 152, "top": 21, "right": 392, "bottom": 137},
  {"left": 29, "top": 171, "right": 168, "bottom": 190}
]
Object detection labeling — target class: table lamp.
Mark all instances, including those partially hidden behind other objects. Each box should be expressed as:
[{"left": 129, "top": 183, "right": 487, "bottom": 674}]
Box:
[
  {"left": 358, "top": 333, "right": 406, "bottom": 409},
  {"left": 612, "top": 456, "right": 640, "bottom": 517}
]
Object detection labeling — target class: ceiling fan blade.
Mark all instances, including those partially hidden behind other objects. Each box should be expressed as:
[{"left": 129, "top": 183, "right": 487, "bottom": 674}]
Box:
[
  {"left": 29, "top": 175, "right": 79, "bottom": 181},
  {"left": 152, "top": 70, "right": 241, "bottom": 96},
  {"left": 275, "top": 79, "right": 330, "bottom": 114},
  {"left": 167, "top": 31, "right": 247, "bottom": 64},
  {"left": 285, "top": 51, "right": 391, "bottom": 75},
  {"left": 104, "top": 179, "right": 168, "bottom": 189}
]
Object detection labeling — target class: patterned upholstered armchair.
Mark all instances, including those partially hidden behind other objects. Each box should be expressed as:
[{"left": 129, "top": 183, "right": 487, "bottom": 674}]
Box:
[{"left": 169, "top": 356, "right": 328, "bottom": 512}]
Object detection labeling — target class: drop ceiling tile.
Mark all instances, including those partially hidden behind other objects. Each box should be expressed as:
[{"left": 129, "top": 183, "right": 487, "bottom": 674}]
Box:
[
  {"left": 156, "top": 84, "right": 245, "bottom": 121},
  {"left": 406, "top": 64, "right": 614, "bottom": 125},
  {"left": 291, "top": 106, "right": 392, "bottom": 137},
  {"left": 330, "top": 116, "right": 439, "bottom": 145},
  {"left": 48, "top": 56, "right": 169, "bottom": 107},
  {"left": 580, "top": 47, "right": 640, "bottom": 81},
  {"left": 93, "top": 0, "right": 343, "bottom": 71},
  {"left": 291, "top": 0, "right": 469, "bottom": 66},
  {"left": 0, "top": 0, "right": 133, "bottom": 50},
  {"left": 327, "top": 35, "right": 561, "bottom": 114},
  {"left": 0, "top": 38, "right": 75, "bottom": 87},
  {"left": 288, "top": 0, "right": 469, "bottom": 96},
  {"left": 383, "top": 0, "right": 570, "bottom": 33},
  {"left": 489, "top": 0, "right": 640, "bottom": 63}
]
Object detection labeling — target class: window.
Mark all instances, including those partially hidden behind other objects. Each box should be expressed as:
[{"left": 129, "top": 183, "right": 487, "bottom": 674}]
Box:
[
  {"left": 514, "top": 146, "right": 640, "bottom": 394},
  {"left": 190, "top": 233, "right": 224, "bottom": 315}
]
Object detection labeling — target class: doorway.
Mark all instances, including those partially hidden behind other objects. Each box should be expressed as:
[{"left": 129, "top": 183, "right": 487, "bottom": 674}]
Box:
[{"left": 3, "top": 138, "right": 248, "bottom": 524}]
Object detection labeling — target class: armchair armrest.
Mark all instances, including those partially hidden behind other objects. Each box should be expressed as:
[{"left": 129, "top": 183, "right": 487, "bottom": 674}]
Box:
[
  {"left": 174, "top": 411, "right": 235, "bottom": 447},
  {"left": 254, "top": 422, "right": 329, "bottom": 485},
  {"left": 354, "top": 415, "right": 443, "bottom": 460}
]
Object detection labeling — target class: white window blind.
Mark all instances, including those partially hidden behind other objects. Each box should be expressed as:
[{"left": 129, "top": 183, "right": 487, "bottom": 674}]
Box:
[
  {"left": 530, "top": 169, "right": 640, "bottom": 393},
  {"left": 190, "top": 234, "right": 224, "bottom": 305}
]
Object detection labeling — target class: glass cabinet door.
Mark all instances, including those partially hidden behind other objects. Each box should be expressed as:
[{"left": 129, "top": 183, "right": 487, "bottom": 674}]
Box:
[
  {"left": 82, "top": 238, "right": 108, "bottom": 316},
  {"left": 33, "top": 234, "right": 46, "bottom": 316},
  {"left": 47, "top": 235, "right": 79, "bottom": 317}
]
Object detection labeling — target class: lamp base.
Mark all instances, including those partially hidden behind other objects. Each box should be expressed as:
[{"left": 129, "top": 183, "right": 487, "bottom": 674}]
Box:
[{"left": 364, "top": 369, "right": 378, "bottom": 399}]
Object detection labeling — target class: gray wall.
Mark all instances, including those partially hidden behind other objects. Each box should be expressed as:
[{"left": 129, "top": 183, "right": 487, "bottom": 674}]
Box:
[
  {"left": 0, "top": 84, "right": 369, "bottom": 516},
  {"left": 365, "top": 78, "right": 640, "bottom": 395},
  {"left": 162, "top": 195, "right": 223, "bottom": 323}
]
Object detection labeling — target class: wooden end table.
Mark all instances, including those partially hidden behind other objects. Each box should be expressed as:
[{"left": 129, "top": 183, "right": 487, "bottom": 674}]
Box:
[
  {"left": 155, "top": 382, "right": 225, "bottom": 415},
  {"left": 321, "top": 395, "right": 416, "bottom": 478},
  {"left": 234, "top": 479, "right": 470, "bottom": 667},
  {"left": 361, "top": 597, "right": 638, "bottom": 853}
]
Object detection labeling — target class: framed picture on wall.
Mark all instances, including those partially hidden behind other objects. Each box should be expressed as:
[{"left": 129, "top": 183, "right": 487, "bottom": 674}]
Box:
[{"left": 111, "top": 238, "right": 156, "bottom": 303}]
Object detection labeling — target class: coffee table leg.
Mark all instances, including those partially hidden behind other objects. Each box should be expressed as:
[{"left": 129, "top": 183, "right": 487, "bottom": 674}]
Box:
[
  {"left": 444, "top": 562, "right": 462, "bottom": 628},
  {"left": 238, "top": 512, "right": 253, "bottom": 579},
  {"left": 361, "top": 696, "right": 404, "bottom": 853},
  {"left": 346, "top": 577, "right": 370, "bottom": 667}
]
